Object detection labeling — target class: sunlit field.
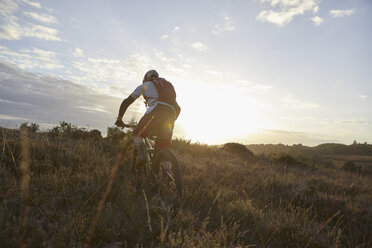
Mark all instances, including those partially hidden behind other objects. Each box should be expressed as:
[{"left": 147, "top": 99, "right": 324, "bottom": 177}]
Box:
[{"left": 1, "top": 125, "right": 371, "bottom": 247}]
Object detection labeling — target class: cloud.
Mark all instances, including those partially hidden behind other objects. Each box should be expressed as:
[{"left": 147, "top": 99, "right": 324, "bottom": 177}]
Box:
[
  {"left": 329, "top": 9, "right": 354, "bottom": 18},
  {"left": 282, "top": 95, "right": 320, "bottom": 108},
  {"left": 205, "top": 70, "right": 227, "bottom": 77},
  {"left": 153, "top": 49, "right": 175, "bottom": 63},
  {"left": 244, "top": 128, "right": 339, "bottom": 145},
  {"left": 73, "top": 48, "right": 84, "bottom": 57},
  {"left": 70, "top": 53, "right": 150, "bottom": 91},
  {"left": 0, "top": 0, "right": 60, "bottom": 41},
  {"left": 341, "top": 120, "right": 367, "bottom": 125},
  {"left": 0, "top": 22, "right": 60, "bottom": 41},
  {"left": 0, "top": 46, "right": 63, "bottom": 70},
  {"left": 0, "top": 61, "right": 122, "bottom": 133},
  {"left": 0, "top": 22, "right": 23, "bottom": 40},
  {"left": 313, "top": 6, "right": 319, "bottom": 14},
  {"left": 0, "top": 0, "right": 20, "bottom": 39},
  {"left": 23, "top": 23, "right": 60, "bottom": 40},
  {"left": 257, "top": 0, "right": 319, "bottom": 26},
  {"left": 234, "top": 80, "right": 273, "bottom": 92},
  {"left": 0, "top": 0, "right": 18, "bottom": 17},
  {"left": 0, "top": 114, "right": 29, "bottom": 120},
  {"left": 69, "top": 48, "right": 192, "bottom": 91},
  {"left": 358, "top": 95, "right": 367, "bottom": 99},
  {"left": 311, "top": 16, "right": 324, "bottom": 26},
  {"left": 253, "top": 84, "right": 273, "bottom": 90},
  {"left": 190, "top": 42, "right": 207, "bottom": 51},
  {"left": 23, "top": 11, "right": 57, "bottom": 24},
  {"left": 21, "top": 0, "right": 41, "bottom": 9},
  {"left": 212, "top": 16, "right": 235, "bottom": 35},
  {"left": 161, "top": 34, "right": 168, "bottom": 40}
]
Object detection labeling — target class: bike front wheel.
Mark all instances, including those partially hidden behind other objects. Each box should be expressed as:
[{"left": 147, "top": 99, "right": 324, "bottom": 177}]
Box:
[{"left": 155, "top": 148, "right": 183, "bottom": 199}]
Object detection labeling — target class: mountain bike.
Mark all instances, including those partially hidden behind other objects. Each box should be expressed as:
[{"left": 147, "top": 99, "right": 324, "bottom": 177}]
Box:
[{"left": 121, "top": 124, "right": 183, "bottom": 202}]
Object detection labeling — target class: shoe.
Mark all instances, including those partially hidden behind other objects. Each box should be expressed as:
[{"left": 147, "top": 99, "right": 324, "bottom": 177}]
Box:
[
  {"left": 160, "top": 161, "right": 172, "bottom": 171},
  {"left": 135, "top": 142, "right": 146, "bottom": 168}
]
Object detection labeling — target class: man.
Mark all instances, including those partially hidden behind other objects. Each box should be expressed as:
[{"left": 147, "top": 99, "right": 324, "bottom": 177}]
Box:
[{"left": 115, "top": 70, "right": 181, "bottom": 165}]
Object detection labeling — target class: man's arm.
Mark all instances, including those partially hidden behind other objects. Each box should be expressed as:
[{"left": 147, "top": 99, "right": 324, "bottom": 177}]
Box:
[
  {"left": 115, "top": 84, "right": 142, "bottom": 127},
  {"left": 115, "top": 95, "right": 136, "bottom": 127},
  {"left": 118, "top": 95, "right": 136, "bottom": 118}
]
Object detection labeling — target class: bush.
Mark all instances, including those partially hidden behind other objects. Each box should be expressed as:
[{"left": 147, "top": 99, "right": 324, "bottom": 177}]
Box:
[
  {"left": 47, "top": 122, "right": 101, "bottom": 140},
  {"left": 343, "top": 161, "right": 361, "bottom": 173},
  {"left": 20, "top": 122, "right": 39, "bottom": 133},
  {"left": 221, "top": 142, "right": 254, "bottom": 159},
  {"left": 270, "top": 153, "right": 315, "bottom": 169},
  {"left": 107, "top": 126, "right": 125, "bottom": 141}
]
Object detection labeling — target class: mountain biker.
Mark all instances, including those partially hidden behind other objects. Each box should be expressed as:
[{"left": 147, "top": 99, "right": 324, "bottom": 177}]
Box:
[{"left": 115, "top": 70, "right": 181, "bottom": 166}]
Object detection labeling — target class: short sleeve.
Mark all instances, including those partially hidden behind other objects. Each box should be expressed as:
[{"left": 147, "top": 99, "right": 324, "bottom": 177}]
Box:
[{"left": 130, "top": 84, "right": 143, "bottom": 99}]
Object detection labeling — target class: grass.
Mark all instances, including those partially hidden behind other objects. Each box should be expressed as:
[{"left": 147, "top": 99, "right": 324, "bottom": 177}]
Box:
[{"left": 0, "top": 128, "right": 371, "bottom": 247}]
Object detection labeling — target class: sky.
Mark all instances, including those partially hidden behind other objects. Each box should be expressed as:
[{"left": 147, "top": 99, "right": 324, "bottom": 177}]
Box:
[{"left": 0, "top": 0, "right": 371, "bottom": 145}]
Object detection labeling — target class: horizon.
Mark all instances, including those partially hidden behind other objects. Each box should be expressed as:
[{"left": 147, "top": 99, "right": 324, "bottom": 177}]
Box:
[
  {"left": 1, "top": 0, "right": 371, "bottom": 146},
  {"left": 0, "top": 122, "right": 369, "bottom": 148}
]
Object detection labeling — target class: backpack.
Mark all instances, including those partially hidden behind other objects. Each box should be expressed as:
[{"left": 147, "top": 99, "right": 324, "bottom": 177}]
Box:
[{"left": 151, "top": 78, "right": 177, "bottom": 105}]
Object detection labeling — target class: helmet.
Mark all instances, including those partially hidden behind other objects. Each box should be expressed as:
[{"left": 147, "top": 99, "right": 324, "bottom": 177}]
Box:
[{"left": 143, "top": 70, "right": 159, "bottom": 82}]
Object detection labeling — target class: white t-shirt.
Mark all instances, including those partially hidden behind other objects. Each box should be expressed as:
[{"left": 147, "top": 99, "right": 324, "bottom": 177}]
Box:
[
  {"left": 130, "top": 81, "right": 176, "bottom": 115},
  {"left": 130, "top": 81, "right": 159, "bottom": 114}
]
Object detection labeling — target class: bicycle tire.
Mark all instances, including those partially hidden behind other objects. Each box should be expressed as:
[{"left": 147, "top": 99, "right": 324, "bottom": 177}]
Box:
[
  {"left": 131, "top": 147, "right": 138, "bottom": 173},
  {"left": 131, "top": 146, "right": 156, "bottom": 197},
  {"left": 154, "top": 148, "right": 184, "bottom": 199}
]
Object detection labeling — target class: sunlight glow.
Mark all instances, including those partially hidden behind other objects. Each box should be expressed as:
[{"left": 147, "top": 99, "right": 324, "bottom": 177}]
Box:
[{"left": 175, "top": 78, "right": 263, "bottom": 144}]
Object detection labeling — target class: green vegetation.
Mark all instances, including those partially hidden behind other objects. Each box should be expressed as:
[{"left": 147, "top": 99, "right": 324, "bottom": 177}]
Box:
[
  {"left": 1, "top": 123, "right": 371, "bottom": 247},
  {"left": 247, "top": 142, "right": 372, "bottom": 173},
  {"left": 247, "top": 142, "right": 372, "bottom": 157}
]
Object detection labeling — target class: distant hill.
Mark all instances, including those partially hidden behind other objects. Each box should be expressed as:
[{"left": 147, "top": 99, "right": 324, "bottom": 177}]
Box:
[{"left": 247, "top": 142, "right": 372, "bottom": 156}]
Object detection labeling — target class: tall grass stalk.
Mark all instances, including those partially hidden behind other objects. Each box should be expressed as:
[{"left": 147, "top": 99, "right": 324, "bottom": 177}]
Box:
[
  {"left": 19, "top": 127, "right": 31, "bottom": 248},
  {"left": 143, "top": 189, "right": 154, "bottom": 242},
  {"left": 84, "top": 153, "right": 124, "bottom": 247},
  {"left": 305, "top": 210, "right": 341, "bottom": 247}
]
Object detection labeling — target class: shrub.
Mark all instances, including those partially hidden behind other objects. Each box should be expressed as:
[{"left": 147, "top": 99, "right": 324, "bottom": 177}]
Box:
[
  {"left": 20, "top": 122, "right": 39, "bottom": 133},
  {"left": 47, "top": 122, "right": 101, "bottom": 140},
  {"left": 107, "top": 126, "right": 125, "bottom": 141},
  {"left": 270, "top": 153, "right": 314, "bottom": 169},
  {"left": 221, "top": 142, "right": 254, "bottom": 159},
  {"left": 343, "top": 161, "right": 361, "bottom": 173}
]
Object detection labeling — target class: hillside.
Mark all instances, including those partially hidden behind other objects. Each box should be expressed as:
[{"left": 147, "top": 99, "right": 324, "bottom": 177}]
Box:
[
  {"left": 247, "top": 143, "right": 372, "bottom": 174},
  {"left": 247, "top": 142, "right": 372, "bottom": 156},
  {"left": 1, "top": 125, "right": 372, "bottom": 247}
]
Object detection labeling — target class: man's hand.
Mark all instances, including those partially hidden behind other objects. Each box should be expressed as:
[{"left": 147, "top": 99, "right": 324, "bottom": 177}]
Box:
[{"left": 115, "top": 117, "right": 125, "bottom": 128}]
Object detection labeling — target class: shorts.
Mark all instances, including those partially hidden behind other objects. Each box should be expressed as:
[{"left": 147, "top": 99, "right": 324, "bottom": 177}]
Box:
[{"left": 134, "top": 104, "right": 175, "bottom": 150}]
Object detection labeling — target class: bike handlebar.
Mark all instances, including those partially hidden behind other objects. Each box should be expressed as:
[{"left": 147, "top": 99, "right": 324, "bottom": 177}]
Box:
[
  {"left": 117, "top": 123, "right": 136, "bottom": 129},
  {"left": 123, "top": 124, "right": 136, "bottom": 128}
]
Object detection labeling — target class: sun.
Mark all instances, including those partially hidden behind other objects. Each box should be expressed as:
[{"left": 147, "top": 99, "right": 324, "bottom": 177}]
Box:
[{"left": 175, "top": 80, "right": 262, "bottom": 144}]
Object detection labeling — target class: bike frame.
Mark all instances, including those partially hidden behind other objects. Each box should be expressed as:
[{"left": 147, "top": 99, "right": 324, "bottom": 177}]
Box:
[
  {"left": 143, "top": 137, "right": 155, "bottom": 176},
  {"left": 119, "top": 123, "right": 182, "bottom": 198},
  {"left": 121, "top": 124, "right": 163, "bottom": 178}
]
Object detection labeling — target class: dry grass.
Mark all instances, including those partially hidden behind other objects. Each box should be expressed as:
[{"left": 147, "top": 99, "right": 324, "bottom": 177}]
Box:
[
  {"left": 0, "top": 130, "right": 371, "bottom": 247},
  {"left": 19, "top": 127, "right": 31, "bottom": 248}
]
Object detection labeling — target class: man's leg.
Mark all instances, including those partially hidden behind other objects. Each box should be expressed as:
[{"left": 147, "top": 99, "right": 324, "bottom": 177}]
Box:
[
  {"left": 133, "top": 136, "right": 146, "bottom": 166},
  {"left": 133, "top": 113, "right": 155, "bottom": 166},
  {"left": 155, "top": 110, "right": 175, "bottom": 151}
]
